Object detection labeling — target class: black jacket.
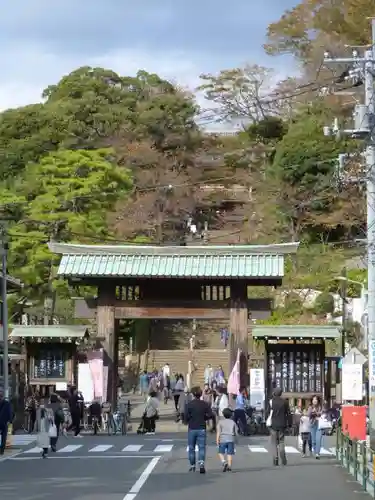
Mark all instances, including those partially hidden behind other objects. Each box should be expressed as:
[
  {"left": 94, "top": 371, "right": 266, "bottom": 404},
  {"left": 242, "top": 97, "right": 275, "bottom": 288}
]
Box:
[
  {"left": 268, "top": 396, "right": 291, "bottom": 431},
  {"left": 0, "top": 399, "right": 12, "bottom": 428},
  {"left": 186, "top": 399, "right": 212, "bottom": 430}
]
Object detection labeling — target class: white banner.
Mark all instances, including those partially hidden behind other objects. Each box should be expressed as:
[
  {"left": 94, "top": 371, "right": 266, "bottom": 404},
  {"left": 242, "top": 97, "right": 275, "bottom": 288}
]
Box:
[
  {"left": 250, "top": 369, "right": 265, "bottom": 392},
  {"left": 249, "top": 368, "right": 265, "bottom": 410},
  {"left": 342, "top": 363, "right": 363, "bottom": 401}
]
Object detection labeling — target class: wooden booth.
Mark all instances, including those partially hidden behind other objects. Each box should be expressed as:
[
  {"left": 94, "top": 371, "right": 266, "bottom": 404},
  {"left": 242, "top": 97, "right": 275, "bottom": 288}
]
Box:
[
  {"left": 251, "top": 325, "right": 341, "bottom": 407},
  {"left": 49, "top": 242, "right": 299, "bottom": 404},
  {"left": 9, "top": 325, "right": 89, "bottom": 398}
]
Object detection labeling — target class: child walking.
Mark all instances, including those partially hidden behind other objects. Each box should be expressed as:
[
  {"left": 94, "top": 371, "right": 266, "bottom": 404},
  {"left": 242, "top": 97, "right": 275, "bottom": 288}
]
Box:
[
  {"left": 299, "top": 408, "right": 312, "bottom": 457},
  {"left": 216, "top": 408, "right": 236, "bottom": 472}
]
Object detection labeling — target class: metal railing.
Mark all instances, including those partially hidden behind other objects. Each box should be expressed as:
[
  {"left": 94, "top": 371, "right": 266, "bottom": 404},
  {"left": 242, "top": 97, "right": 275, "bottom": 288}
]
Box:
[{"left": 336, "top": 427, "right": 374, "bottom": 495}]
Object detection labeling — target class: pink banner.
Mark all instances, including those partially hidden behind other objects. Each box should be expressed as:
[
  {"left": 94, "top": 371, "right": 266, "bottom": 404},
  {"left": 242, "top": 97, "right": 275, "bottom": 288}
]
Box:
[
  {"left": 227, "top": 349, "right": 240, "bottom": 395},
  {"left": 88, "top": 357, "right": 104, "bottom": 401}
]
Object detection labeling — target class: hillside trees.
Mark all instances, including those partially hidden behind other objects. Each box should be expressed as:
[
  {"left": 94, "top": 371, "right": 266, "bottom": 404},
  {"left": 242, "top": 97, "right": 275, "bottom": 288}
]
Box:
[
  {"left": 265, "top": 0, "right": 375, "bottom": 64},
  {"left": 8, "top": 149, "right": 132, "bottom": 306},
  {"left": 270, "top": 107, "right": 364, "bottom": 242}
]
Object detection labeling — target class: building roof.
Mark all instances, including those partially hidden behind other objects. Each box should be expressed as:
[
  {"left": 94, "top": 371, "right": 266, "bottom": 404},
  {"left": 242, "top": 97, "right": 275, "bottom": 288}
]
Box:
[
  {"left": 252, "top": 325, "right": 340, "bottom": 339},
  {"left": 9, "top": 325, "right": 89, "bottom": 339},
  {"left": 49, "top": 242, "right": 299, "bottom": 279}
]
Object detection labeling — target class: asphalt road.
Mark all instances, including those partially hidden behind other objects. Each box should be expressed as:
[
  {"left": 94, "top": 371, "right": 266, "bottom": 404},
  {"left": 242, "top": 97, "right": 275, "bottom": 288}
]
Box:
[{"left": 0, "top": 433, "right": 365, "bottom": 500}]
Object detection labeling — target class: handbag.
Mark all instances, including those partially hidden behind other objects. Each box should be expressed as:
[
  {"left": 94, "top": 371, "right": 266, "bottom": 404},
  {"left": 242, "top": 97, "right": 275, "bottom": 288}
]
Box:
[
  {"left": 48, "top": 423, "right": 58, "bottom": 438},
  {"left": 318, "top": 415, "right": 332, "bottom": 431}
]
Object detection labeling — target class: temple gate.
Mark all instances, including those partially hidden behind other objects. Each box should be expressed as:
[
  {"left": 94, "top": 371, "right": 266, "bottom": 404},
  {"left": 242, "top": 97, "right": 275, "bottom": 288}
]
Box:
[{"left": 49, "top": 242, "right": 298, "bottom": 404}]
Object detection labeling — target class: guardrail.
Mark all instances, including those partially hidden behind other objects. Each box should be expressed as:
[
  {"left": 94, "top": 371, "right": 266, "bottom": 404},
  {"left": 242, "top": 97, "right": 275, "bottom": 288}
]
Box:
[{"left": 336, "top": 427, "right": 374, "bottom": 496}]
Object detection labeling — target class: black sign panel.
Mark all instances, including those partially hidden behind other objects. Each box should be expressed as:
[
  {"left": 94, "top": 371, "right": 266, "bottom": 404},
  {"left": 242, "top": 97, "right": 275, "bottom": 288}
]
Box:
[
  {"left": 274, "top": 351, "right": 282, "bottom": 389},
  {"left": 267, "top": 345, "right": 323, "bottom": 394},
  {"left": 33, "top": 349, "right": 65, "bottom": 379},
  {"left": 295, "top": 350, "right": 302, "bottom": 392}
]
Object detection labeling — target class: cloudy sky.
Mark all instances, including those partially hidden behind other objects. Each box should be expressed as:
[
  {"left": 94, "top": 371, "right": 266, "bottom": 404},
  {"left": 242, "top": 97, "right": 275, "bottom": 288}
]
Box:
[{"left": 1, "top": 0, "right": 299, "bottom": 113}]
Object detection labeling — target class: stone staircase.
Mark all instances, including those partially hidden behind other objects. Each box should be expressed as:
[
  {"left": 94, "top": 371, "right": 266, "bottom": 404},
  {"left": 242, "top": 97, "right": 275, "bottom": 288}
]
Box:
[
  {"left": 192, "top": 349, "right": 229, "bottom": 386},
  {"left": 147, "top": 349, "right": 191, "bottom": 378}
]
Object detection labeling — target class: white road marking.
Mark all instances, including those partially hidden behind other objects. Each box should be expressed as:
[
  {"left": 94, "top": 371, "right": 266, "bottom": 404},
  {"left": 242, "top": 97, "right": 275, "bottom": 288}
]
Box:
[
  {"left": 10, "top": 455, "right": 158, "bottom": 461},
  {"left": 154, "top": 444, "right": 173, "bottom": 452},
  {"left": 123, "top": 456, "right": 161, "bottom": 500},
  {"left": 89, "top": 445, "right": 113, "bottom": 453},
  {"left": 284, "top": 446, "right": 300, "bottom": 454},
  {"left": 123, "top": 445, "right": 144, "bottom": 452},
  {"left": 57, "top": 445, "right": 83, "bottom": 453},
  {"left": 320, "top": 447, "right": 334, "bottom": 455},
  {"left": 248, "top": 446, "right": 268, "bottom": 453},
  {"left": 23, "top": 447, "right": 42, "bottom": 454}
]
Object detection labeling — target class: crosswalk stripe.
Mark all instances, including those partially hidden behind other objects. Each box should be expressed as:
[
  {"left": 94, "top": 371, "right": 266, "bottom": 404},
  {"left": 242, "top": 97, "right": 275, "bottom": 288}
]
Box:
[
  {"left": 154, "top": 444, "right": 173, "bottom": 452},
  {"left": 320, "top": 447, "right": 333, "bottom": 455},
  {"left": 122, "top": 445, "right": 143, "bottom": 452},
  {"left": 89, "top": 445, "right": 113, "bottom": 452},
  {"left": 23, "top": 447, "right": 42, "bottom": 454},
  {"left": 284, "top": 446, "right": 300, "bottom": 454},
  {"left": 248, "top": 446, "right": 268, "bottom": 453},
  {"left": 58, "top": 445, "right": 83, "bottom": 453}
]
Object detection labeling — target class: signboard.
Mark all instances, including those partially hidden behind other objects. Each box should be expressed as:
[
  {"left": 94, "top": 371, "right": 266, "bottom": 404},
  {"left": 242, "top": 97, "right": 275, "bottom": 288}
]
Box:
[
  {"left": 33, "top": 349, "right": 65, "bottom": 379},
  {"left": 267, "top": 346, "right": 323, "bottom": 394},
  {"left": 342, "top": 363, "right": 363, "bottom": 401},
  {"left": 249, "top": 368, "right": 265, "bottom": 410},
  {"left": 342, "top": 347, "right": 367, "bottom": 366}
]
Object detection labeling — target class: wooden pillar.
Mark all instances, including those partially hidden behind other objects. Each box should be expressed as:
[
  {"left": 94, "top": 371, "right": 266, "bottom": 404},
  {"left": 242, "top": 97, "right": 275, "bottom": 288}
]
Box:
[
  {"left": 229, "top": 282, "right": 248, "bottom": 389},
  {"left": 97, "top": 284, "right": 117, "bottom": 406}
]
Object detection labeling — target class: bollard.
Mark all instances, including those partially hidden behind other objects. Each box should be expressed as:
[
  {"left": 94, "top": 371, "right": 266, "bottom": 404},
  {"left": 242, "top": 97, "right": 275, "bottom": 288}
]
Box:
[
  {"left": 5, "top": 423, "right": 12, "bottom": 448},
  {"left": 353, "top": 440, "right": 358, "bottom": 480}
]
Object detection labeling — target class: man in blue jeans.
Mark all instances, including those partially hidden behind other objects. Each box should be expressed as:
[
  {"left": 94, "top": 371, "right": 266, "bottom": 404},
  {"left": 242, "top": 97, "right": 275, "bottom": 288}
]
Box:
[{"left": 185, "top": 386, "right": 213, "bottom": 474}]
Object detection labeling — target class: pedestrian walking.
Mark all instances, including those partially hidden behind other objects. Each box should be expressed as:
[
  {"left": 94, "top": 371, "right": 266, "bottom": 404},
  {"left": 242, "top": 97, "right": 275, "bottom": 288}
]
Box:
[
  {"left": 0, "top": 388, "right": 12, "bottom": 456},
  {"left": 37, "top": 405, "right": 56, "bottom": 458},
  {"left": 143, "top": 391, "right": 159, "bottom": 434},
  {"left": 47, "top": 393, "right": 64, "bottom": 451},
  {"left": 308, "top": 395, "right": 323, "bottom": 459},
  {"left": 216, "top": 408, "right": 236, "bottom": 472},
  {"left": 267, "top": 387, "right": 291, "bottom": 466},
  {"left": 66, "top": 387, "right": 82, "bottom": 437},
  {"left": 186, "top": 386, "right": 213, "bottom": 474},
  {"left": 299, "top": 408, "right": 312, "bottom": 457}
]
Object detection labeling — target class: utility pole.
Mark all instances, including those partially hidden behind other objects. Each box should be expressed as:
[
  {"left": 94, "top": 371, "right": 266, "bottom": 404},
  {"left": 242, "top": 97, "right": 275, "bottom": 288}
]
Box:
[
  {"left": 323, "top": 19, "right": 375, "bottom": 448},
  {"left": 0, "top": 230, "right": 9, "bottom": 400},
  {"left": 341, "top": 267, "right": 347, "bottom": 357}
]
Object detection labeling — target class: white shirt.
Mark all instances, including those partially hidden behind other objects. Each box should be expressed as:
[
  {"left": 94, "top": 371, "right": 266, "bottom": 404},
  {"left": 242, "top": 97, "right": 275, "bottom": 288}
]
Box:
[
  {"left": 162, "top": 364, "right": 170, "bottom": 377},
  {"left": 218, "top": 394, "right": 229, "bottom": 417}
]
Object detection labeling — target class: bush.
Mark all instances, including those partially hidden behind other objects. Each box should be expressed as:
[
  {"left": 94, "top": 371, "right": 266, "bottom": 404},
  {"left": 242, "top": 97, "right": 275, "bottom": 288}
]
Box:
[{"left": 314, "top": 292, "right": 334, "bottom": 315}]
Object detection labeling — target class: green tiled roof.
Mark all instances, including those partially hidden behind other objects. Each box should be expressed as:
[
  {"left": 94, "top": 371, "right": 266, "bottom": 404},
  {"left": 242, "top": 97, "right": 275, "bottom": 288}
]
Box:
[
  {"left": 10, "top": 325, "right": 89, "bottom": 339},
  {"left": 252, "top": 325, "right": 340, "bottom": 339},
  {"left": 49, "top": 242, "right": 299, "bottom": 279},
  {"left": 57, "top": 253, "right": 284, "bottom": 278}
]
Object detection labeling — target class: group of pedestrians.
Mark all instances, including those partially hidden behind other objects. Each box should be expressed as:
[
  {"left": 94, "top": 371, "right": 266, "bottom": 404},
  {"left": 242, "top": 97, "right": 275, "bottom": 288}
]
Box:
[
  {"left": 184, "top": 385, "right": 237, "bottom": 474},
  {"left": 267, "top": 389, "right": 329, "bottom": 465}
]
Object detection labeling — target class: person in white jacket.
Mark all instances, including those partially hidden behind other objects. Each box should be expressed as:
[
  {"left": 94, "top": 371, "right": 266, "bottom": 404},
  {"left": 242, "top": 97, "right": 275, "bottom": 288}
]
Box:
[{"left": 217, "top": 386, "right": 230, "bottom": 418}]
